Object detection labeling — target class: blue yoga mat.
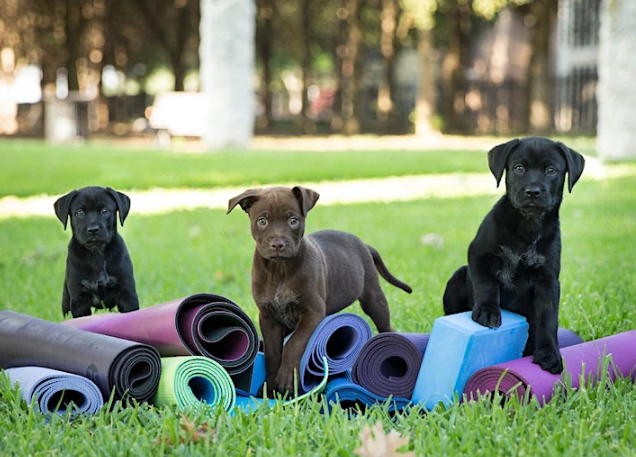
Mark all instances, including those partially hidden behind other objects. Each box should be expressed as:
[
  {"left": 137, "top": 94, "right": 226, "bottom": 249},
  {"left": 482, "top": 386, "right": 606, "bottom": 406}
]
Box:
[
  {"left": 323, "top": 374, "right": 411, "bottom": 414},
  {"left": 4, "top": 366, "right": 103, "bottom": 419},
  {"left": 297, "top": 313, "right": 372, "bottom": 392}
]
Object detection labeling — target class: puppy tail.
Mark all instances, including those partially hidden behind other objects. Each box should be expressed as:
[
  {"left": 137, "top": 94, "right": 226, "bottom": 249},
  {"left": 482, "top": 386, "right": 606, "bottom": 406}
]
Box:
[{"left": 368, "top": 245, "right": 412, "bottom": 293}]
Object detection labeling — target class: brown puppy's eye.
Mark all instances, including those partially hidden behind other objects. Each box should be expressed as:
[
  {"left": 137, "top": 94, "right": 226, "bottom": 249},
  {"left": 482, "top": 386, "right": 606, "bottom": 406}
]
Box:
[
  {"left": 289, "top": 216, "right": 300, "bottom": 227},
  {"left": 75, "top": 209, "right": 85, "bottom": 218},
  {"left": 546, "top": 166, "right": 557, "bottom": 176},
  {"left": 513, "top": 164, "right": 525, "bottom": 175},
  {"left": 257, "top": 217, "right": 267, "bottom": 226}
]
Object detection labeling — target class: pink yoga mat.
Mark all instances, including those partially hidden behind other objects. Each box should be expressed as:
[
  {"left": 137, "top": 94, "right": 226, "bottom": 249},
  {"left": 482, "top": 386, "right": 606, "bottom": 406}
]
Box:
[
  {"left": 463, "top": 330, "right": 636, "bottom": 406},
  {"left": 63, "top": 293, "right": 259, "bottom": 377}
]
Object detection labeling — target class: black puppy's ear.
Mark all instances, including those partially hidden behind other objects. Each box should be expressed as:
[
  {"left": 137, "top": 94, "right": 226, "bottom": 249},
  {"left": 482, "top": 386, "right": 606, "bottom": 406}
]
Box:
[
  {"left": 227, "top": 189, "right": 261, "bottom": 214},
  {"left": 53, "top": 190, "right": 78, "bottom": 230},
  {"left": 292, "top": 186, "right": 320, "bottom": 216},
  {"left": 106, "top": 187, "right": 131, "bottom": 226},
  {"left": 488, "top": 138, "right": 521, "bottom": 187},
  {"left": 556, "top": 142, "right": 585, "bottom": 193}
]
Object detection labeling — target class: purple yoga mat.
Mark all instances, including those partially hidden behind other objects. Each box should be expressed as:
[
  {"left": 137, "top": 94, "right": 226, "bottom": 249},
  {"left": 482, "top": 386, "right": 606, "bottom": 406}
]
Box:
[
  {"left": 351, "top": 333, "right": 429, "bottom": 398},
  {"left": 463, "top": 330, "right": 636, "bottom": 406},
  {"left": 297, "top": 313, "right": 373, "bottom": 393},
  {"left": 557, "top": 327, "right": 584, "bottom": 348},
  {"left": 63, "top": 293, "right": 259, "bottom": 378}
]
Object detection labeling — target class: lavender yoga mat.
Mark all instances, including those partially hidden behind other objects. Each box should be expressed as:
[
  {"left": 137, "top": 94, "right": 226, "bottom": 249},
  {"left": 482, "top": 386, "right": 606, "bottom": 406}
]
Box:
[
  {"left": 0, "top": 311, "right": 161, "bottom": 402},
  {"left": 4, "top": 366, "right": 104, "bottom": 419},
  {"left": 297, "top": 313, "right": 373, "bottom": 393},
  {"left": 463, "top": 330, "right": 636, "bottom": 406},
  {"left": 63, "top": 293, "right": 259, "bottom": 380},
  {"left": 351, "top": 333, "right": 429, "bottom": 398}
]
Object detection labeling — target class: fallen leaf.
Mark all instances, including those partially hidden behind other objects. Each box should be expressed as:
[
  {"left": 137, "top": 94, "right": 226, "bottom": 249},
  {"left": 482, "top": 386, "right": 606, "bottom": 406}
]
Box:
[{"left": 354, "top": 422, "right": 414, "bottom": 457}]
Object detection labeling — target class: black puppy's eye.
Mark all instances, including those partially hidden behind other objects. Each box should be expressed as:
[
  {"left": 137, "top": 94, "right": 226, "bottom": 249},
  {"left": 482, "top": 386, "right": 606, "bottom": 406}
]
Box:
[
  {"left": 513, "top": 164, "right": 525, "bottom": 175},
  {"left": 289, "top": 216, "right": 300, "bottom": 227},
  {"left": 101, "top": 208, "right": 111, "bottom": 216},
  {"left": 257, "top": 217, "right": 267, "bottom": 226},
  {"left": 546, "top": 166, "right": 557, "bottom": 176},
  {"left": 75, "top": 209, "right": 85, "bottom": 218}
]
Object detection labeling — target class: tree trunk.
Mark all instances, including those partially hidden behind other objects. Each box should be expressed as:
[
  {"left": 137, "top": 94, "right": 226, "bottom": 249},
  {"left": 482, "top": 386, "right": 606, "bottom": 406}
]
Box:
[
  {"left": 344, "top": 0, "right": 363, "bottom": 135},
  {"left": 440, "top": 0, "right": 471, "bottom": 134},
  {"left": 597, "top": 0, "right": 636, "bottom": 160},
  {"left": 199, "top": 0, "right": 255, "bottom": 149},
  {"left": 526, "top": 0, "right": 555, "bottom": 134},
  {"left": 255, "top": 0, "right": 273, "bottom": 130},
  {"left": 415, "top": 27, "right": 437, "bottom": 137},
  {"left": 377, "top": 0, "right": 397, "bottom": 133},
  {"left": 299, "top": 0, "right": 316, "bottom": 133},
  {"left": 64, "top": 0, "right": 82, "bottom": 92}
]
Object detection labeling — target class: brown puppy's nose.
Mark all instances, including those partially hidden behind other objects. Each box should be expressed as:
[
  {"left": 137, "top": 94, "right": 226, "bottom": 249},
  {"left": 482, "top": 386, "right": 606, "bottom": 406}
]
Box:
[{"left": 270, "top": 238, "right": 286, "bottom": 250}]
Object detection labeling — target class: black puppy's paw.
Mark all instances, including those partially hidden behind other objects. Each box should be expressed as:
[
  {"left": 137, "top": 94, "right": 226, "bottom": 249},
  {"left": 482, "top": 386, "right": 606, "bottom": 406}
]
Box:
[
  {"left": 472, "top": 305, "right": 501, "bottom": 328},
  {"left": 533, "top": 348, "right": 563, "bottom": 374}
]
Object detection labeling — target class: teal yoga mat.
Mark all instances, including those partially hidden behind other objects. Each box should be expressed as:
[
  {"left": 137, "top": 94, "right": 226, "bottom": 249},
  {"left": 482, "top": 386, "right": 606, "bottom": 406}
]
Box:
[{"left": 152, "top": 356, "right": 236, "bottom": 412}]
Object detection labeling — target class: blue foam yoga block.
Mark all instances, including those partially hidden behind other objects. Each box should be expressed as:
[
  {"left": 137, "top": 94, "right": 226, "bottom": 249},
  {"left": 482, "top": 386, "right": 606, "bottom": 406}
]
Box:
[{"left": 411, "top": 310, "right": 528, "bottom": 410}]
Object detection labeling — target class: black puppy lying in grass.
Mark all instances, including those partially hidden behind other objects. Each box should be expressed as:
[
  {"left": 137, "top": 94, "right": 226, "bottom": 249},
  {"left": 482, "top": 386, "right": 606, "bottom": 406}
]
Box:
[
  {"left": 443, "top": 137, "right": 585, "bottom": 374},
  {"left": 54, "top": 186, "right": 139, "bottom": 318}
]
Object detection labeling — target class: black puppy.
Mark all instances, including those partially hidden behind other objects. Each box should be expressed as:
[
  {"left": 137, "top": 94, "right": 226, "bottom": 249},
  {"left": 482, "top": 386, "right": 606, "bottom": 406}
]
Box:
[
  {"left": 443, "top": 137, "right": 585, "bottom": 374},
  {"left": 54, "top": 186, "right": 139, "bottom": 318}
]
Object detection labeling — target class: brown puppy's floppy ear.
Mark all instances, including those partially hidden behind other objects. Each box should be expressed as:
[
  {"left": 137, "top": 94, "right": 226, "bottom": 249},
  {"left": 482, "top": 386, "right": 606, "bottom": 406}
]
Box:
[
  {"left": 53, "top": 190, "right": 79, "bottom": 230},
  {"left": 556, "top": 142, "right": 585, "bottom": 193},
  {"left": 292, "top": 186, "right": 320, "bottom": 216},
  {"left": 227, "top": 188, "right": 262, "bottom": 214},
  {"left": 488, "top": 138, "right": 521, "bottom": 187},
  {"left": 106, "top": 187, "right": 131, "bottom": 226}
]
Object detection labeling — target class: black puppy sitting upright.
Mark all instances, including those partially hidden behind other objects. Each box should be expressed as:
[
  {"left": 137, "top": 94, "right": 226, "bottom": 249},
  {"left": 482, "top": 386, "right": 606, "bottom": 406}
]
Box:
[
  {"left": 443, "top": 137, "right": 585, "bottom": 374},
  {"left": 54, "top": 186, "right": 139, "bottom": 318}
]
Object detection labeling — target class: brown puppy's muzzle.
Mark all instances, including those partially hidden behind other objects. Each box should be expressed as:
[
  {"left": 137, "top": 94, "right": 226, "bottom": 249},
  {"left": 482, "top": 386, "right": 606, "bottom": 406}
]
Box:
[{"left": 257, "top": 235, "right": 297, "bottom": 259}]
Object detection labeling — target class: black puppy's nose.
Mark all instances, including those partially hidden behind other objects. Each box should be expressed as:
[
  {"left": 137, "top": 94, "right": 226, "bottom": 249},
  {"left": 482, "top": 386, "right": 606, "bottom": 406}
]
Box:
[
  {"left": 87, "top": 225, "right": 101, "bottom": 234},
  {"left": 525, "top": 185, "right": 541, "bottom": 198}
]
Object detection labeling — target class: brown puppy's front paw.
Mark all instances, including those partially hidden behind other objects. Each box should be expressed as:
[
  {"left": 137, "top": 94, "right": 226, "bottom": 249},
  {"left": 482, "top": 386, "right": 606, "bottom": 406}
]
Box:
[
  {"left": 274, "top": 365, "right": 298, "bottom": 397},
  {"left": 471, "top": 305, "right": 501, "bottom": 328},
  {"left": 533, "top": 347, "right": 563, "bottom": 374}
]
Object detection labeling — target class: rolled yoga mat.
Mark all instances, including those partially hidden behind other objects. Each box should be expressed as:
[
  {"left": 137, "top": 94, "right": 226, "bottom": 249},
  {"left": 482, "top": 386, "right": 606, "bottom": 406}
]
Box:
[
  {"left": 152, "top": 356, "right": 236, "bottom": 412},
  {"left": 323, "top": 373, "right": 411, "bottom": 414},
  {"left": 557, "top": 327, "right": 584, "bottom": 348},
  {"left": 234, "top": 356, "right": 330, "bottom": 413},
  {"left": 463, "top": 329, "right": 636, "bottom": 406},
  {"left": 0, "top": 310, "right": 161, "bottom": 402},
  {"left": 4, "top": 366, "right": 104, "bottom": 418},
  {"left": 297, "top": 313, "right": 373, "bottom": 393},
  {"left": 63, "top": 293, "right": 259, "bottom": 390},
  {"left": 351, "top": 333, "right": 429, "bottom": 399}
]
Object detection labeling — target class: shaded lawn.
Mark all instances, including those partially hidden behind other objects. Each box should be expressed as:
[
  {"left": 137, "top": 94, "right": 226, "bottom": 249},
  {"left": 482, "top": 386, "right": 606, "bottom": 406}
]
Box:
[{"left": 2, "top": 138, "right": 493, "bottom": 198}]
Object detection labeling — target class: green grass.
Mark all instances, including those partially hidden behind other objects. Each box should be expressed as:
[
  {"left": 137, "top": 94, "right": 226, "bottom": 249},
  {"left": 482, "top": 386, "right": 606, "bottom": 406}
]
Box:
[
  {"left": 1, "top": 138, "right": 635, "bottom": 456},
  {"left": 1, "top": 138, "right": 492, "bottom": 198}
]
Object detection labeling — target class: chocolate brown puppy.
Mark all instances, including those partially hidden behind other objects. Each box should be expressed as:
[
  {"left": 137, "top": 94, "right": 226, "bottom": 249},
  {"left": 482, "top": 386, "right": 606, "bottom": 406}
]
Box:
[
  {"left": 227, "top": 186, "right": 412, "bottom": 395},
  {"left": 54, "top": 186, "right": 139, "bottom": 318},
  {"left": 443, "top": 137, "right": 585, "bottom": 374}
]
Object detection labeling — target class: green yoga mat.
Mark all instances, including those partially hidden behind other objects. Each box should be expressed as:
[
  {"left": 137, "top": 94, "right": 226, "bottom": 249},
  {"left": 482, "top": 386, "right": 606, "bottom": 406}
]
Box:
[{"left": 152, "top": 357, "right": 236, "bottom": 412}]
